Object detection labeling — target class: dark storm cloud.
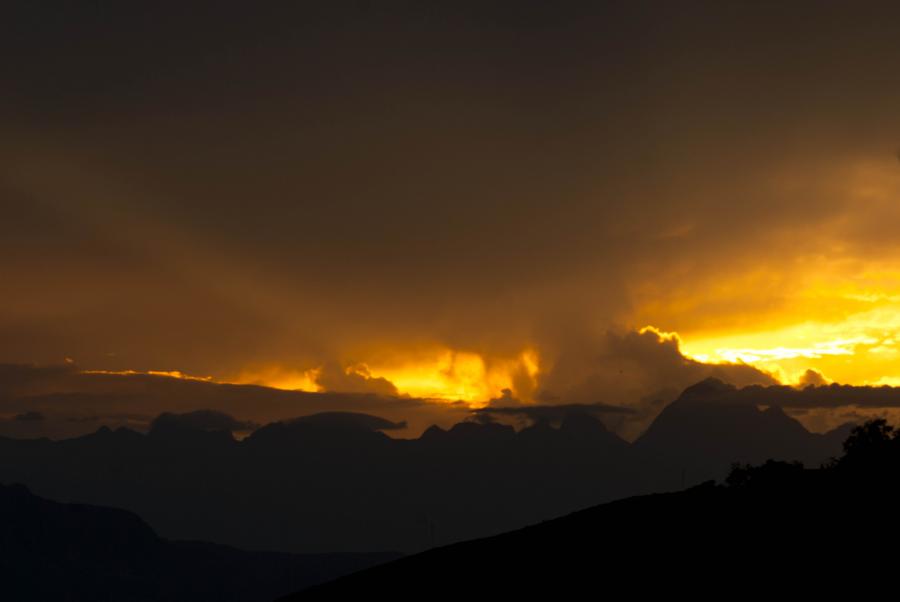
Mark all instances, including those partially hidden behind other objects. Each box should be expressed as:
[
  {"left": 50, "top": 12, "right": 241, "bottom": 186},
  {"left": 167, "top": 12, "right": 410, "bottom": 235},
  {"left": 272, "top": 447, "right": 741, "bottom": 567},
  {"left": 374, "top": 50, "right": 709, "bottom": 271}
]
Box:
[
  {"left": 732, "top": 383, "right": 900, "bottom": 410},
  {"left": 480, "top": 386, "right": 636, "bottom": 424},
  {"left": 150, "top": 410, "right": 258, "bottom": 433},
  {"left": 13, "top": 411, "right": 45, "bottom": 422},
  {"left": 475, "top": 402, "right": 635, "bottom": 424},
  {"left": 675, "top": 377, "right": 900, "bottom": 433},
  {"left": 0, "top": 364, "right": 468, "bottom": 439},
  {"left": 2, "top": 2, "right": 900, "bottom": 394},
  {"left": 533, "top": 327, "right": 777, "bottom": 435},
  {"left": 288, "top": 412, "right": 407, "bottom": 432},
  {"left": 0, "top": 363, "right": 77, "bottom": 396}
]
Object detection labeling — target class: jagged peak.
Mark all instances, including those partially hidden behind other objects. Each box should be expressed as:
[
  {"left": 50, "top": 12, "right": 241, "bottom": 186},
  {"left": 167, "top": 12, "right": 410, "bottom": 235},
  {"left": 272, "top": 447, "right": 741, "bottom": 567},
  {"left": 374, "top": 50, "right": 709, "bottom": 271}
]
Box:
[{"left": 678, "top": 377, "right": 737, "bottom": 401}]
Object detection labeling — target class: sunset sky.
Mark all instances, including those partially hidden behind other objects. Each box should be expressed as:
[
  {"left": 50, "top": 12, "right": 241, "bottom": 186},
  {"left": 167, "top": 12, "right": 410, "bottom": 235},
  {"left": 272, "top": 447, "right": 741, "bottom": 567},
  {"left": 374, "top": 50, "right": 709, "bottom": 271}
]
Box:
[{"left": 3, "top": 2, "right": 900, "bottom": 427}]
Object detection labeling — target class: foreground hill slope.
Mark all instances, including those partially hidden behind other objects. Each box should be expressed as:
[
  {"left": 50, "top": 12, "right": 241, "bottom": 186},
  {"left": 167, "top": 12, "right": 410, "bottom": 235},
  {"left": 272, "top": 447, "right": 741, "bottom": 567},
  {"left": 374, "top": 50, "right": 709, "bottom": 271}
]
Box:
[
  {"left": 283, "top": 418, "right": 899, "bottom": 599},
  {"left": 0, "top": 483, "right": 397, "bottom": 602}
]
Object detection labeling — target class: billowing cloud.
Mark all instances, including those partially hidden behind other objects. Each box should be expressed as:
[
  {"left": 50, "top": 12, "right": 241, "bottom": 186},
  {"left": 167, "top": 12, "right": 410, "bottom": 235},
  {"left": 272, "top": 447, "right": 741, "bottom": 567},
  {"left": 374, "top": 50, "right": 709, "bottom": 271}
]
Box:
[
  {"left": 314, "top": 362, "right": 399, "bottom": 396},
  {"left": 532, "top": 327, "right": 777, "bottom": 436},
  {"left": 798, "top": 369, "right": 829, "bottom": 388}
]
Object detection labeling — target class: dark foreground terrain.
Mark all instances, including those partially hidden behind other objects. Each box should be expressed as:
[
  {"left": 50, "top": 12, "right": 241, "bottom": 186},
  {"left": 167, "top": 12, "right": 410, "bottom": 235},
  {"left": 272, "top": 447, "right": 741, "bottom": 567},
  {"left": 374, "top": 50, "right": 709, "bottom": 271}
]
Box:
[
  {"left": 0, "top": 483, "right": 397, "bottom": 602},
  {"left": 283, "top": 418, "right": 900, "bottom": 599},
  {"left": 5, "top": 418, "right": 898, "bottom": 600}
]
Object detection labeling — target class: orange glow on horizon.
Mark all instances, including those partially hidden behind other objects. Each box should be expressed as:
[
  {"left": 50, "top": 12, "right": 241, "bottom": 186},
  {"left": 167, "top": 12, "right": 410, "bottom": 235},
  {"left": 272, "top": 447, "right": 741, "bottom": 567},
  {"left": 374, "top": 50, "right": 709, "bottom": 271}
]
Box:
[
  {"left": 229, "top": 348, "right": 541, "bottom": 407},
  {"left": 365, "top": 348, "right": 540, "bottom": 406},
  {"left": 229, "top": 366, "right": 322, "bottom": 393},
  {"left": 80, "top": 369, "right": 214, "bottom": 382},
  {"left": 626, "top": 158, "right": 900, "bottom": 388},
  {"left": 666, "top": 267, "right": 900, "bottom": 386}
]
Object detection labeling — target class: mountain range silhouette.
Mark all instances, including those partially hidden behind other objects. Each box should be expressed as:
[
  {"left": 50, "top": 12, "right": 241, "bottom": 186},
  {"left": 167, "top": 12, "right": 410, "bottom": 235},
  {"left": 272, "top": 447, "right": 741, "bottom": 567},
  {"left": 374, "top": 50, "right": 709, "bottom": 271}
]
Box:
[
  {"left": 0, "top": 378, "right": 851, "bottom": 555},
  {"left": 6, "top": 412, "right": 894, "bottom": 600}
]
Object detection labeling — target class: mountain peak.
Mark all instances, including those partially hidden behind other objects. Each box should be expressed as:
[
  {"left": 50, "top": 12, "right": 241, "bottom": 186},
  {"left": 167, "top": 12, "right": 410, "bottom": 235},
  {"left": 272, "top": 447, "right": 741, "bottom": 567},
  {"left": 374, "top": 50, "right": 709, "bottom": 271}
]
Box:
[{"left": 679, "top": 377, "right": 737, "bottom": 401}]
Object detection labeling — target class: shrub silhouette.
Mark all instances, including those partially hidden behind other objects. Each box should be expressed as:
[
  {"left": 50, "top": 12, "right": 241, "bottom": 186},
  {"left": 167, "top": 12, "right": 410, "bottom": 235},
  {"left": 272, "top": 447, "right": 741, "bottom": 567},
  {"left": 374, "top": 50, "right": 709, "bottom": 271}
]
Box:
[
  {"left": 838, "top": 418, "right": 898, "bottom": 462},
  {"left": 727, "top": 417, "right": 900, "bottom": 488},
  {"left": 725, "top": 459, "right": 804, "bottom": 488}
]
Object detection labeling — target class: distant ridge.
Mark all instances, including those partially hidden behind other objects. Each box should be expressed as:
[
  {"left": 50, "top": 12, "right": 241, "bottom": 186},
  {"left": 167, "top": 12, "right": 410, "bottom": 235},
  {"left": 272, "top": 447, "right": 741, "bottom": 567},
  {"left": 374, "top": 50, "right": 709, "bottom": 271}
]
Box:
[
  {"left": 0, "top": 381, "right": 853, "bottom": 553},
  {"left": 0, "top": 483, "right": 398, "bottom": 602},
  {"left": 635, "top": 377, "right": 850, "bottom": 475}
]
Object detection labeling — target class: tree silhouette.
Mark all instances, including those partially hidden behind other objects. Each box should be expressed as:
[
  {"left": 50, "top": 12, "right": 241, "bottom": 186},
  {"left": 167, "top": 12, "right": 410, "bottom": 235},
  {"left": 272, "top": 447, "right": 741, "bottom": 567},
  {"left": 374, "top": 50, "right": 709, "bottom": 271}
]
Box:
[
  {"left": 727, "top": 418, "right": 900, "bottom": 488},
  {"left": 725, "top": 459, "right": 804, "bottom": 488},
  {"left": 835, "top": 418, "right": 900, "bottom": 471}
]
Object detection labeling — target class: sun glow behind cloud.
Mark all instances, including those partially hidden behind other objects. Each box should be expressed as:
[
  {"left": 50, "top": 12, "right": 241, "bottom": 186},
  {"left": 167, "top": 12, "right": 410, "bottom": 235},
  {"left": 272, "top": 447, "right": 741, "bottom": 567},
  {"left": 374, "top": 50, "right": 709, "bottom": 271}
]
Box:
[
  {"left": 230, "top": 366, "right": 322, "bottom": 393},
  {"left": 628, "top": 159, "right": 900, "bottom": 389},
  {"left": 81, "top": 369, "right": 215, "bottom": 382},
  {"left": 365, "top": 348, "right": 540, "bottom": 407},
  {"left": 67, "top": 158, "right": 900, "bottom": 405},
  {"left": 677, "top": 298, "right": 900, "bottom": 386},
  {"left": 229, "top": 348, "right": 541, "bottom": 407}
]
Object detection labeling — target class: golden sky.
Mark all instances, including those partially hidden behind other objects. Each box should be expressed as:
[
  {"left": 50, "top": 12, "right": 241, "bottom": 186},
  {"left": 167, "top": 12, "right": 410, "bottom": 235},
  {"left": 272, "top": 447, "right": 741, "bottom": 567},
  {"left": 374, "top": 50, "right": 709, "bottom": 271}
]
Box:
[{"left": 3, "top": 3, "right": 900, "bottom": 421}]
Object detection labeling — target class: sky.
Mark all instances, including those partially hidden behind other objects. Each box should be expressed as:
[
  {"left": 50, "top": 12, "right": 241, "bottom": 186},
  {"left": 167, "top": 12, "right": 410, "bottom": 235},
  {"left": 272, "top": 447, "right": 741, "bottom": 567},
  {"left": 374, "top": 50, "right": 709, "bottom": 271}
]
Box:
[{"left": 3, "top": 2, "right": 900, "bottom": 433}]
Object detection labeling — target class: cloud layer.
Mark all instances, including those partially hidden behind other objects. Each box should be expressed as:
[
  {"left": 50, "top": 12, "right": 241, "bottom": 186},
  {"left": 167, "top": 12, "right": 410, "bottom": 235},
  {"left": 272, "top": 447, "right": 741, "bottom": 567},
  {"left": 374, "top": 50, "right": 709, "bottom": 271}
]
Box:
[{"left": 2, "top": 3, "right": 900, "bottom": 394}]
